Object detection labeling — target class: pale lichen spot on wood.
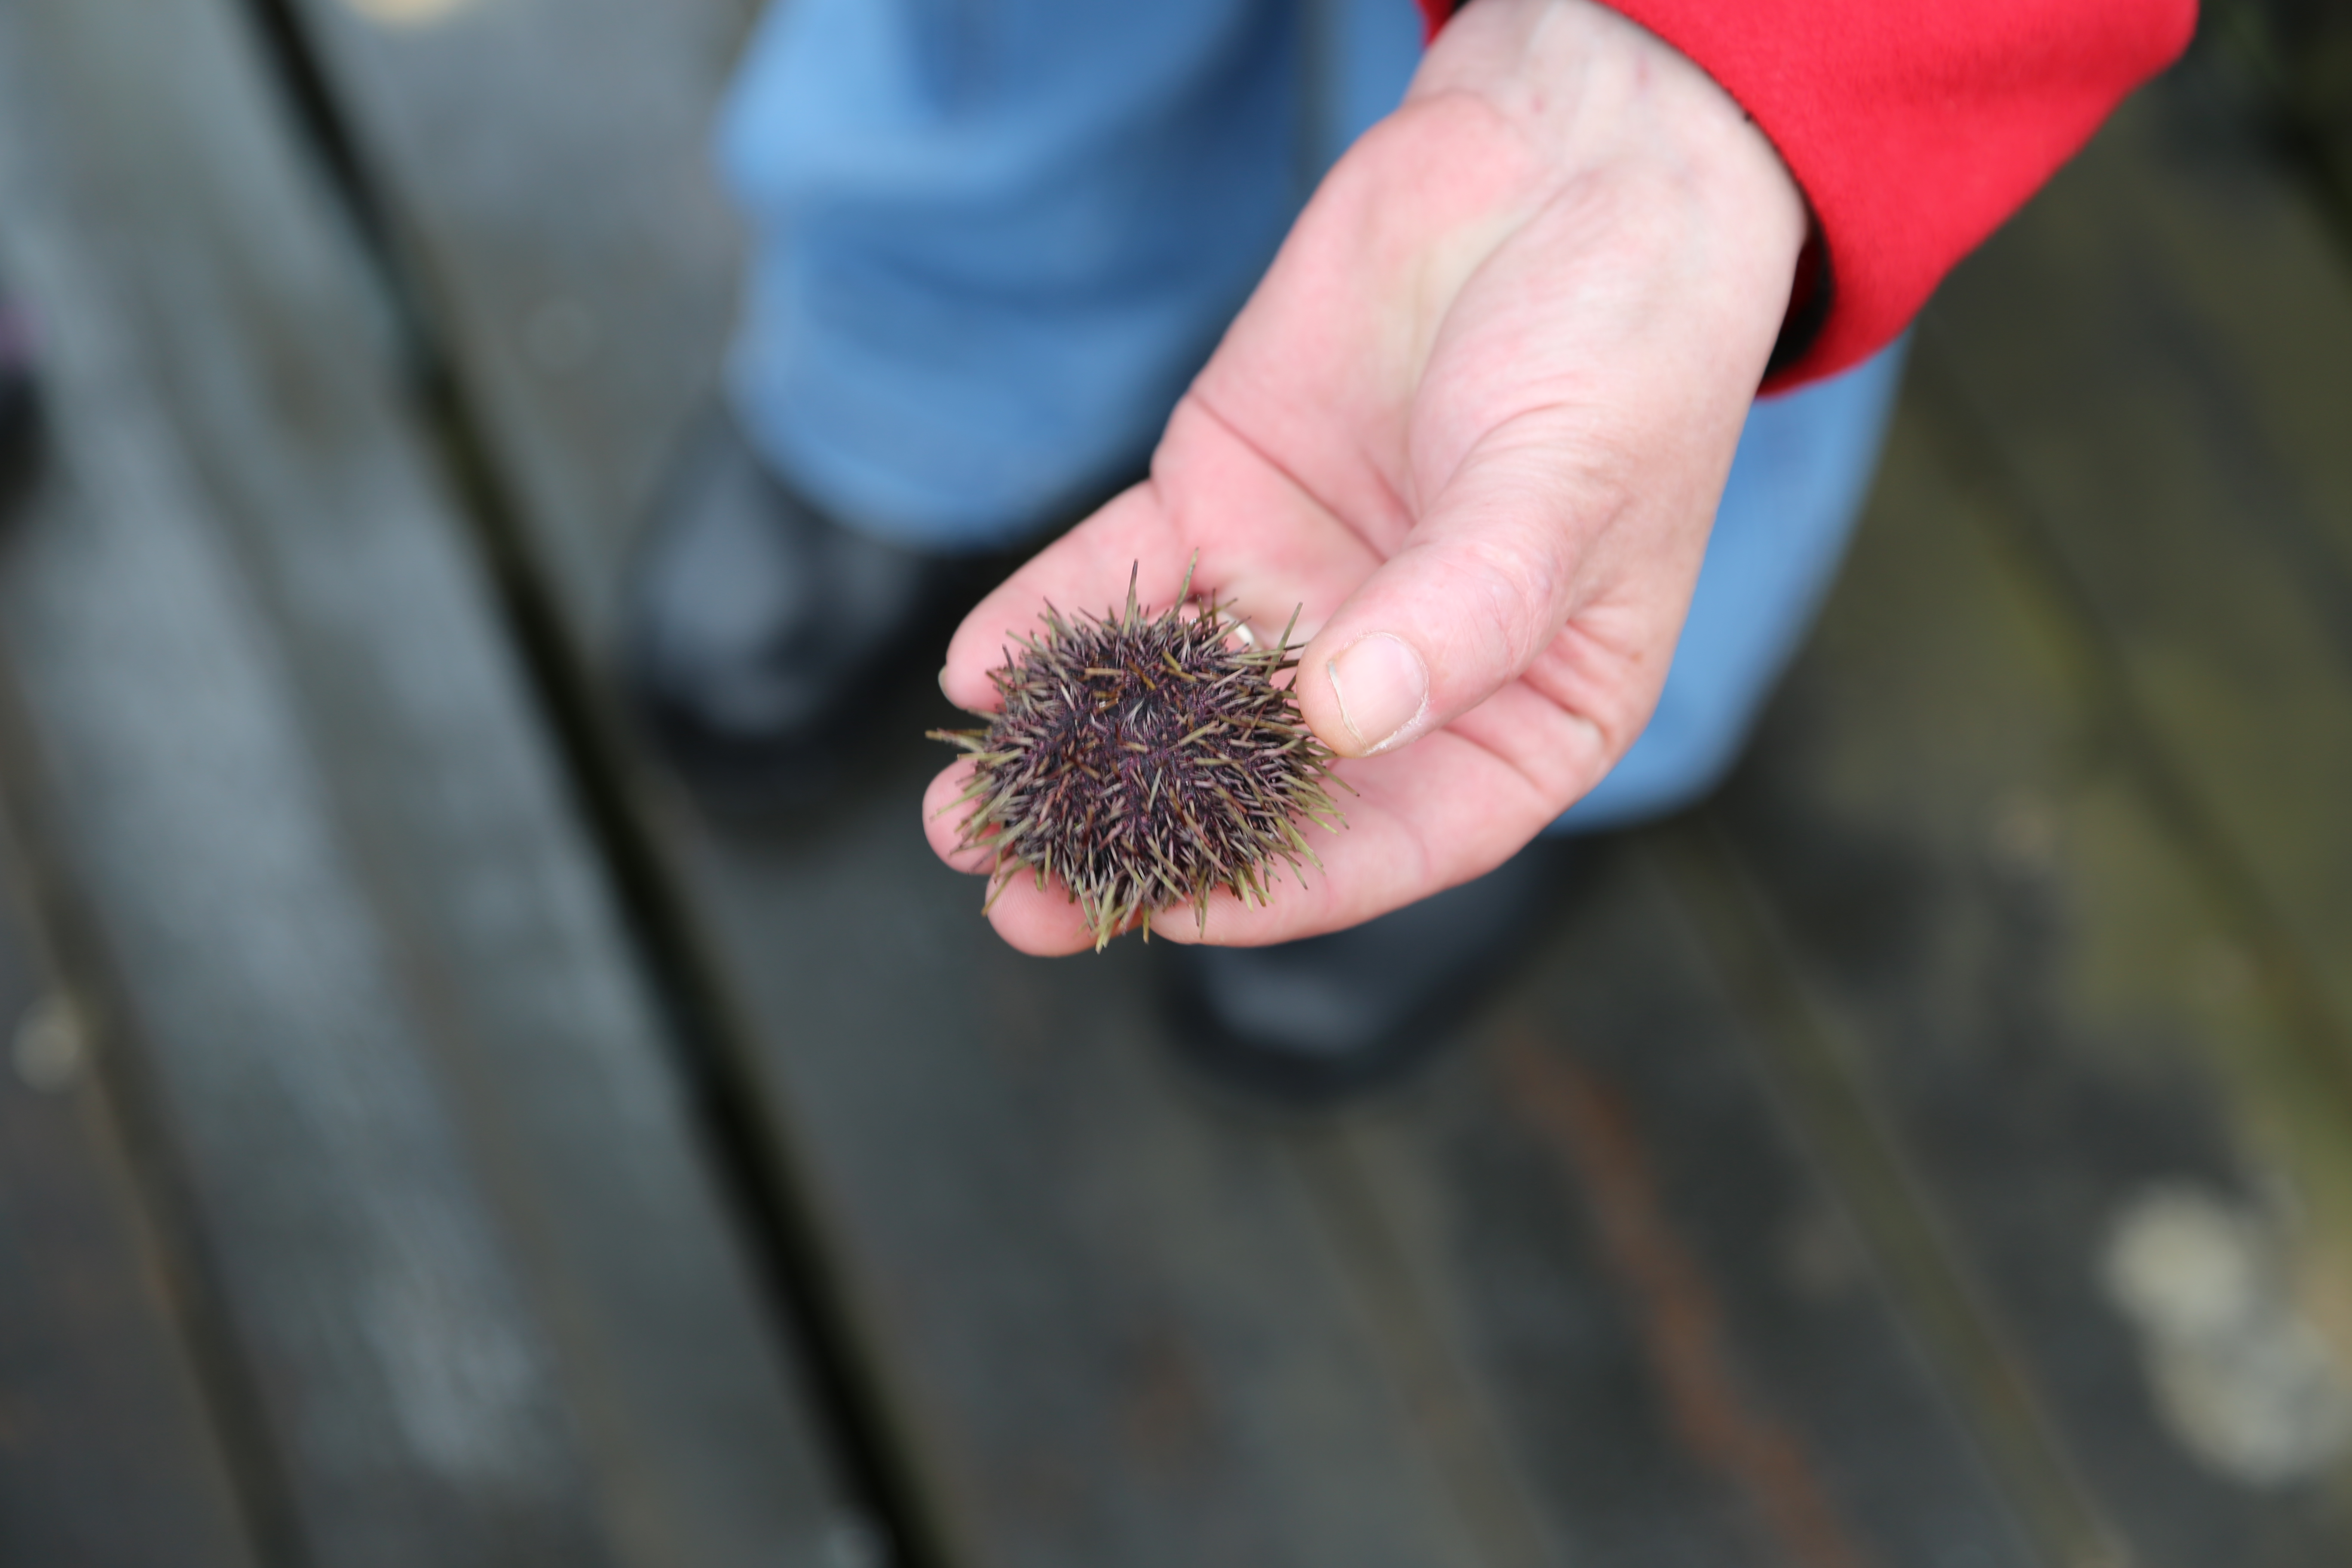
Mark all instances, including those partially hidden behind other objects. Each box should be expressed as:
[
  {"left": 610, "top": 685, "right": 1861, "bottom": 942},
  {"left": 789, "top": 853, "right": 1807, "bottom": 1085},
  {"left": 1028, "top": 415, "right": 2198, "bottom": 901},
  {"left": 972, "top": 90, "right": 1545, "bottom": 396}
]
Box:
[{"left": 2102, "top": 1182, "right": 2352, "bottom": 1487}]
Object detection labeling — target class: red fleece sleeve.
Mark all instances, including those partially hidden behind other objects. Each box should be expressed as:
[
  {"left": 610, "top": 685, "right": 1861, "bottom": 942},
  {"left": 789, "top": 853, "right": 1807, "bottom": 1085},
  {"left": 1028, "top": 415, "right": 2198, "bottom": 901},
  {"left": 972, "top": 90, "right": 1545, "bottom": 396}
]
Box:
[{"left": 1416, "top": 0, "right": 2195, "bottom": 390}]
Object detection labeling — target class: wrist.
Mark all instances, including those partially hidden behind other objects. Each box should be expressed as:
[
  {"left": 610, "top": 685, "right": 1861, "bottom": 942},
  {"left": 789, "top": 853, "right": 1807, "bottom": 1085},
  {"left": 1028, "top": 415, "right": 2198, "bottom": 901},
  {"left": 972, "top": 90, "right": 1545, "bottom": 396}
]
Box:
[{"left": 1409, "top": 0, "right": 1807, "bottom": 331}]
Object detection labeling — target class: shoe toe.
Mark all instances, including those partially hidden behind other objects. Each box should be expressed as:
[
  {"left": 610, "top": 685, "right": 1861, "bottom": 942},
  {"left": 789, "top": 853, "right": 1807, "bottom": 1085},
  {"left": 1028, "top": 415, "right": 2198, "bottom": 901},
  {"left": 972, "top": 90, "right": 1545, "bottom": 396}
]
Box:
[
  {"left": 623, "top": 419, "right": 943, "bottom": 764},
  {"left": 1164, "top": 841, "right": 1578, "bottom": 1106},
  {"left": 631, "top": 470, "right": 820, "bottom": 732}
]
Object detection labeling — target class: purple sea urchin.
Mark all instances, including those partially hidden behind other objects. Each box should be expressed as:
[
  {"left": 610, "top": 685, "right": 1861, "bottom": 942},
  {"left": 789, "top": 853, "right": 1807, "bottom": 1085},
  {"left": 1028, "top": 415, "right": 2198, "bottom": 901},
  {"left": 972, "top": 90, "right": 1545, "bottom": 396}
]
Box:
[{"left": 931, "top": 560, "right": 1346, "bottom": 949}]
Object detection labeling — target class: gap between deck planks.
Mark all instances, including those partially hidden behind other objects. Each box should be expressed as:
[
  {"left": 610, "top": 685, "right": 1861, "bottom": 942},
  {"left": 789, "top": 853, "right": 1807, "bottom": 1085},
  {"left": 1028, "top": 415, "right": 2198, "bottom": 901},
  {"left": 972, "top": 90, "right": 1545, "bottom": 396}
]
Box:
[{"left": 0, "top": 1, "right": 864, "bottom": 1564}]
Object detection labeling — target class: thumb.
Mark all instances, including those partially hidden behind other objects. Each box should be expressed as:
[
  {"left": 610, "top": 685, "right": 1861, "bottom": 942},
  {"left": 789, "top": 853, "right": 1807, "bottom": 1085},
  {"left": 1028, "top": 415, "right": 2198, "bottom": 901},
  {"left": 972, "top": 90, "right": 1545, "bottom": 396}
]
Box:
[{"left": 1290, "top": 430, "right": 1705, "bottom": 769}]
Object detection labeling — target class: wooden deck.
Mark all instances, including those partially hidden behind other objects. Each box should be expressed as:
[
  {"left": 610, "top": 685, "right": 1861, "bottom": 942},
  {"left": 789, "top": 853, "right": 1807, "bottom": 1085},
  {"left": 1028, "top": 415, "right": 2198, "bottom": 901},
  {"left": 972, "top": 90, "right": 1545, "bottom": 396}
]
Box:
[{"left": 3, "top": 3, "right": 2349, "bottom": 1565}]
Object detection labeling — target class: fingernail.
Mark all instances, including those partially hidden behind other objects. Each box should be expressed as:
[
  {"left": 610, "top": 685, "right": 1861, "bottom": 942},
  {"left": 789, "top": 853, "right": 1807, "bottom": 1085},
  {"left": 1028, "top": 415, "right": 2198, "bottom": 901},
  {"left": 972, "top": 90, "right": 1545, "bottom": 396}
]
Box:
[
  {"left": 1327, "top": 633, "right": 1428, "bottom": 754},
  {"left": 937, "top": 665, "right": 952, "bottom": 700}
]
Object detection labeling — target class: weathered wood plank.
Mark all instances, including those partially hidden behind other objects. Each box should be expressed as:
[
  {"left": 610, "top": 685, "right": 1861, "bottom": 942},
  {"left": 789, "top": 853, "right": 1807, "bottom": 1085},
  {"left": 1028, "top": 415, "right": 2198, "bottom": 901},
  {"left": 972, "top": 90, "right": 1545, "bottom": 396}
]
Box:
[
  {"left": 0, "top": 1, "right": 858, "bottom": 1564},
  {"left": 1926, "top": 77, "right": 2352, "bottom": 1057},
  {"left": 664, "top": 751, "right": 1501, "bottom": 1568},
  {"left": 292, "top": 0, "right": 753, "bottom": 651},
  {"left": 1711, "top": 385, "right": 2352, "bottom": 1566},
  {"left": 0, "top": 801, "right": 258, "bottom": 1568},
  {"left": 1326, "top": 843, "right": 2048, "bottom": 1568}
]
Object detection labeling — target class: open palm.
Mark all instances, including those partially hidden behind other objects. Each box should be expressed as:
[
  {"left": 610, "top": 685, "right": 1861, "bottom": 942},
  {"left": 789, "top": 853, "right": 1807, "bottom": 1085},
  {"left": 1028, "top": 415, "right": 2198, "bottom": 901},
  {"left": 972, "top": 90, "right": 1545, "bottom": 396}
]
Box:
[{"left": 926, "top": 0, "right": 1805, "bottom": 955}]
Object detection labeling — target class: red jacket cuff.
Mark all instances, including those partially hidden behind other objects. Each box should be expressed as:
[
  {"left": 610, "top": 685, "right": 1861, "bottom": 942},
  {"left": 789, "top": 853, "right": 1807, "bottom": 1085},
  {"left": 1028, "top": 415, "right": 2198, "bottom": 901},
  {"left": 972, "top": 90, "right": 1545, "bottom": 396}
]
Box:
[{"left": 1416, "top": 0, "right": 2195, "bottom": 390}]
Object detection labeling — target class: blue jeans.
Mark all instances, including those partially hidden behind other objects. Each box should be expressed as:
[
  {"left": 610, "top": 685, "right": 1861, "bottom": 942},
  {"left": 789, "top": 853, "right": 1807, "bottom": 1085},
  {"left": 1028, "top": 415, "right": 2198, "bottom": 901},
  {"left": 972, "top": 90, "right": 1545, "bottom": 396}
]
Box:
[{"left": 717, "top": 0, "right": 1904, "bottom": 831}]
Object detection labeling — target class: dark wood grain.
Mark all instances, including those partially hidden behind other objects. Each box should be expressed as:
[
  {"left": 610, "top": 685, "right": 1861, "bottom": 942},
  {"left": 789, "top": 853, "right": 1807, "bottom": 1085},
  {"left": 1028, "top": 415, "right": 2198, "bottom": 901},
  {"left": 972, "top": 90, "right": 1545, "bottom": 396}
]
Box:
[
  {"left": 1329, "top": 841, "right": 2048, "bottom": 1568},
  {"left": 0, "top": 808, "right": 257, "bottom": 1568},
  {"left": 1711, "top": 380, "right": 2352, "bottom": 1566},
  {"left": 0, "top": 1, "right": 858, "bottom": 1563},
  {"left": 1927, "top": 79, "right": 2352, "bottom": 1054}
]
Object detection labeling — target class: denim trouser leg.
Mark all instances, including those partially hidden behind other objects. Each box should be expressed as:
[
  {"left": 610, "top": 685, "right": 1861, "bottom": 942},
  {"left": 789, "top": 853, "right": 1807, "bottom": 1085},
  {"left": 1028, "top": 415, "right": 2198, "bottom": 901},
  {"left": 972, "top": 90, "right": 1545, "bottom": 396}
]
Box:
[
  {"left": 1556, "top": 340, "right": 1909, "bottom": 833},
  {"left": 723, "top": 0, "right": 1274, "bottom": 549},
  {"left": 717, "top": 0, "right": 1903, "bottom": 824}
]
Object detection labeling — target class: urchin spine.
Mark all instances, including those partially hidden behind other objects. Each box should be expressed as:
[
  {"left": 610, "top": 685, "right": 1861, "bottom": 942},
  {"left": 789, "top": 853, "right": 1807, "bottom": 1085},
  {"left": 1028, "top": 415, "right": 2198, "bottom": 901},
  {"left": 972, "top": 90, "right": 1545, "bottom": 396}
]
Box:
[{"left": 931, "top": 559, "right": 1344, "bottom": 949}]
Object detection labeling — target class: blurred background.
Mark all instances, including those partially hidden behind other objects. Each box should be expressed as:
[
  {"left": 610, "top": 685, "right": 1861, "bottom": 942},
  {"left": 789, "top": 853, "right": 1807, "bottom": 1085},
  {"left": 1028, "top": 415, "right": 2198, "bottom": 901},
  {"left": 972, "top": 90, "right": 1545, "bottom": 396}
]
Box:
[{"left": 3, "top": 1, "right": 2351, "bottom": 1565}]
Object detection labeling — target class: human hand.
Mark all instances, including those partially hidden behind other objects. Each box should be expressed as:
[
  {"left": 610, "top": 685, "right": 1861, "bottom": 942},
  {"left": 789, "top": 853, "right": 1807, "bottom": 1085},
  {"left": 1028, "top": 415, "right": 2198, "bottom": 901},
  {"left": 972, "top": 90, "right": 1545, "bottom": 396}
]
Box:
[{"left": 925, "top": 0, "right": 1806, "bottom": 954}]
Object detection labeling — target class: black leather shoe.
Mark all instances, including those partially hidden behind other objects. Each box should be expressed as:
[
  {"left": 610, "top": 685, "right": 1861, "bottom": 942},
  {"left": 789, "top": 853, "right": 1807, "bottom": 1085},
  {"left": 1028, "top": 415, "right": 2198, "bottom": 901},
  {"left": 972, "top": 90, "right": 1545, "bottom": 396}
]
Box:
[
  {"left": 622, "top": 415, "right": 973, "bottom": 805},
  {"left": 1161, "top": 837, "right": 1583, "bottom": 1107}
]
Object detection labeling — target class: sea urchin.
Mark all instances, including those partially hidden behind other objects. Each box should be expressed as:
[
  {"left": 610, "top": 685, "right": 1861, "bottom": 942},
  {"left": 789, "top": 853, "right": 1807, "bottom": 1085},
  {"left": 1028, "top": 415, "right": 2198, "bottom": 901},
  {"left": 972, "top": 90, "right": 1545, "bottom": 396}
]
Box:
[{"left": 930, "top": 560, "right": 1345, "bottom": 949}]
